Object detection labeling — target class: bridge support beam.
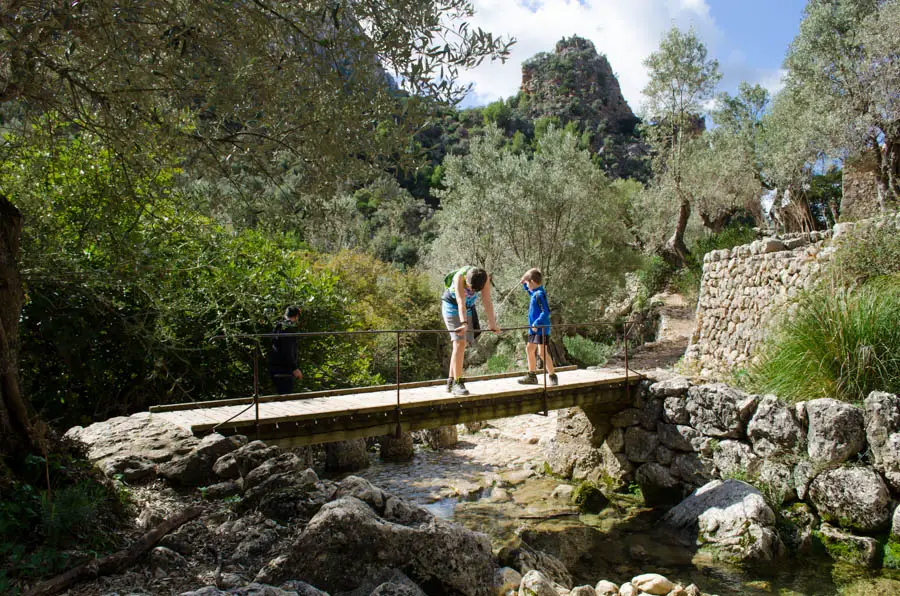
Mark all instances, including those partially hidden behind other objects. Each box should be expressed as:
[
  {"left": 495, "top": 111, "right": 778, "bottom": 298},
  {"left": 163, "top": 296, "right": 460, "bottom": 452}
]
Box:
[
  {"left": 378, "top": 432, "right": 414, "bottom": 462},
  {"left": 325, "top": 438, "right": 370, "bottom": 473}
]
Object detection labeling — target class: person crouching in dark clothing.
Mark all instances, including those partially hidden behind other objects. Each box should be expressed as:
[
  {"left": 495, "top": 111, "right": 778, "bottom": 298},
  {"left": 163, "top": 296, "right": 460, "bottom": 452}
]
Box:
[{"left": 268, "top": 305, "right": 303, "bottom": 394}]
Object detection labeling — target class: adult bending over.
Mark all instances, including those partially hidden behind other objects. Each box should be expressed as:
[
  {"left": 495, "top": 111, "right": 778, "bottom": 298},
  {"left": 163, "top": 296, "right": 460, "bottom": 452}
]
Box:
[{"left": 441, "top": 266, "right": 499, "bottom": 396}]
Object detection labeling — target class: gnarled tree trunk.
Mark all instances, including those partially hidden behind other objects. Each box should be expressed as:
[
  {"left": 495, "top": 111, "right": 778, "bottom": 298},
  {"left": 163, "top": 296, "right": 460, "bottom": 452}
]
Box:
[
  {"left": 662, "top": 197, "right": 691, "bottom": 268},
  {"left": 0, "top": 195, "right": 33, "bottom": 459}
]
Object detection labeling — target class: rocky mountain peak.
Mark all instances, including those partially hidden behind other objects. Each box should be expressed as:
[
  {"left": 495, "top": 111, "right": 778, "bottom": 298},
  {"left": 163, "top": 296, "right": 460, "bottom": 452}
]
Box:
[{"left": 521, "top": 35, "right": 638, "bottom": 136}]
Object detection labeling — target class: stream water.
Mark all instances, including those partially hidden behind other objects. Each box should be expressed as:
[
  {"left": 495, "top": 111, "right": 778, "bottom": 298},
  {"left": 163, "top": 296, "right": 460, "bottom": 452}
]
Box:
[{"left": 346, "top": 415, "right": 900, "bottom": 596}]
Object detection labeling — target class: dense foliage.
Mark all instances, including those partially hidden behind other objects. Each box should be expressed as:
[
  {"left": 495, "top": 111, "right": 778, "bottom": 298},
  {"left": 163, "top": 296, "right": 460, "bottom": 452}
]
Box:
[{"left": 429, "top": 125, "right": 639, "bottom": 322}]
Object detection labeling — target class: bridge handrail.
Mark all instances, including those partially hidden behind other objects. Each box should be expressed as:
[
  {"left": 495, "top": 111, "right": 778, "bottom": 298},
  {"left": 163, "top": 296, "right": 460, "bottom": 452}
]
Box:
[{"left": 201, "top": 319, "right": 640, "bottom": 436}]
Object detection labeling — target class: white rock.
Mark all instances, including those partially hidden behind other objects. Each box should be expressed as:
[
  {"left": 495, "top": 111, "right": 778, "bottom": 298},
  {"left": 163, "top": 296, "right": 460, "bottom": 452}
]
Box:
[
  {"left": 631, "top": 573, "right": 674, "bottom": 595},
  {"left": 594, "top": 581, "right": 618, "bottom": 596}
]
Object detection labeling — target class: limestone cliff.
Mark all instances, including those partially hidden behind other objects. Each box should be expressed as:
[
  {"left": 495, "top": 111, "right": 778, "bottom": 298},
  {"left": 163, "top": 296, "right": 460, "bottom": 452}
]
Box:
[{"left": 520, "top": 36, "right": 638, "bottom": 137}]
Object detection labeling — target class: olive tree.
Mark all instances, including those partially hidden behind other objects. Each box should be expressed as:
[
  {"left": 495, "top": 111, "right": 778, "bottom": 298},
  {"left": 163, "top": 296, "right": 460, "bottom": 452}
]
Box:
[
  {"left": 640, "top": 26, "right": 722, "bottom": 265},
  {"left": 429, "top": 125, "right": 637, "bottom": 320},
  {"left": 0, "top": 0, "right": 511, "bottom": 458},
  {"left": 774, "top": 0, "right": 900, "bottom": 205}
]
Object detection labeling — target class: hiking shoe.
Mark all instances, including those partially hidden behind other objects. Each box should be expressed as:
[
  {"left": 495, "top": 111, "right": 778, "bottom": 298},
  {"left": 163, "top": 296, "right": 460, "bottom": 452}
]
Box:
[
  {"left": 517, "top": 372, "right": 538, "bottom": 385},
  {"left": 452, "top": 380, "right": 470, "bottom": 396},
  {"left": 549, "top": 373, "right": 559, "bottom": 387},
  {"left": 446, "top": 377, "right": 454, "bottom": 393}
]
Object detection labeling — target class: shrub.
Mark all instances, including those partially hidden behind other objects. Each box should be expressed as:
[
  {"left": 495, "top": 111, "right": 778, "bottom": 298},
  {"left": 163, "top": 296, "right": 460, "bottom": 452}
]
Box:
[
  {"left": 563, "top": 334, "right": 614, "bottom": 367},
  {"left": 830, "top": 215, "right": 900, "bottom": 287},
  {"left": 748, "top": 280, "right": 900, "bottom": 403},
  {"left": 636, "top": 255, "right": 674, "bottom": 297}
]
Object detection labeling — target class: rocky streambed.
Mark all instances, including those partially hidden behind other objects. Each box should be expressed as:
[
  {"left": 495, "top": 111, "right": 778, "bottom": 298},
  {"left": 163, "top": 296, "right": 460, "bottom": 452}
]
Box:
[{"left": 56, "top": 379, "right": 900, "bottom": 596}]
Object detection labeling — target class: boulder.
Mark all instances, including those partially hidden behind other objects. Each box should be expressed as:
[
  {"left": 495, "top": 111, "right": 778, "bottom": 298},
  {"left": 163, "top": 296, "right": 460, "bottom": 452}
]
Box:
[
  {"left": 808, "top": 467, "right": 891, "bottom": 532},
  {"left": 279, "top": 581, "right": 329, "bottom": 596},
  {"left": 203, "top": 480, "right": 241, "bottom": 500},
  {"left": 864, "top": 391, "right": 900, "bottom": 492},
  {"left": 630, "top": 574, "right": 674, "bottom": 595},
  {"left": 494, "top": 567, "right": 523, "bottom": 596},
  {"left": 746, "top": 395, "right": 806, "bottom": 457},
  {"left": 623, "top": 427, "right": 658, "bottom": 462},
  {"left": 416, "top": 426, "right": 459, "bottom": 449},
  {"left": 805, "top": 398, "right": 865, "bottom": 465},
  {"left": 243, "top": 453, "right": 308, "bottom": 491},
  {"left": 498, "top": 544, "right": 572, "bottom": 590},
  {"left": 792, "top": 460, "right": 817, "bottom": 501},
  {"left": 159, "top": 433, "right": 246, "bottom": 487},
  {"left": 662, "top": 398, "right": 690, "bottom": 425},
  {"left": 151, "top": 546, "right": 188, "bottom": 572},
  {"left": 66, "top": 412, "right": 198, "bottom": 477},
  {"left": 634, "top": 463, "right": 683, "bottom": 507},
  {"left": 239, "top": 466, "right": 326, "bottom": 522},
  {"left": 369, "top": 570, "right": 428, "bottom": 596},
  {"left": 815, "top": 523, "right": 880, "bottom": 568},
  {"left": 657, "top": 424, "right": 699, "bottom": 453},
  {"left": 325, "top": 439, "right": 370, "bottom": 472},
  {"left": 649, "top": 376, "right": 691, "bottom": 398},
  {"left": 617, "top": 583, "right": 636, "bottom": 596},
  {"left": 179, "top": 584, "right": 298, "bottom": 596},
  {"left": 755, "top": 459, "right": 796, "bottom": 504},
  {"left": 214, "top": 440, "right": 281, "bottom": 480},
  {"left": 780, "top": 502, "right": 819, "bottom": 553},
  {"left": 663, "top": 479, "right": 784, "bottom": 563},
  {"left": 671, "top": 453, "right": 715, "bottom": 487},
  {"left": 605, "top": 428, "right": 625, "bottom": 452},
  {"left": 711, "top": 440, "right": 759, "bottom": 478},
  {"left": 519, "top": 570, "right": 559, "bottom": 596},
  {"left": 264, "top": 496, "right": 495, "bottom": 596},
  {"left": 378, "top": 432, "right": 414, "bottom": 462},
  {"left": 638, "top": 398, "right": 663, "bottom": 431},
  {"left": 685, "top": 384, "right": 758, "bottom": 439},
  {"left": 569, "top": 587, "right": 596, "bottom": 596},
  {"left": 99, "top": 455, "right": 157, "bottom": 482},
  {"left": 594, "top": 581, "right": 618, "bottom": 596}
]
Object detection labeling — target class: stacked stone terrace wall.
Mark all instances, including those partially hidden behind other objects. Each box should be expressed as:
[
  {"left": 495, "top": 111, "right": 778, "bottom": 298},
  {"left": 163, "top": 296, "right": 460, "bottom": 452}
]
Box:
[{"left": 683, "top": 231, "right": 833, "bottom": 379}]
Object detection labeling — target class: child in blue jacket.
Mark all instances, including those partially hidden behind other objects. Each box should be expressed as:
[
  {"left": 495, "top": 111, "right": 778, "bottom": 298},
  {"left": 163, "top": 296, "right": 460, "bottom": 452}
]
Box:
[{"left": 518, "top": 268, "right": 558, "bottom": 386}]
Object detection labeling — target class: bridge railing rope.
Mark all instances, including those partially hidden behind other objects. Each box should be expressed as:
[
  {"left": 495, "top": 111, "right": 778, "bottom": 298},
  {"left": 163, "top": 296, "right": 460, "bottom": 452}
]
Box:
[{"left": 207, "top": 319, "right": 641, "bottom": 438}]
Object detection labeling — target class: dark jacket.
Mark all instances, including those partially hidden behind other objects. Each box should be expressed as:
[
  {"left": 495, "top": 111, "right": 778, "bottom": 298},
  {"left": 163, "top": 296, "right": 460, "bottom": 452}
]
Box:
[{"left": 268, "top": 319, "right": 299, "bottom": 374}]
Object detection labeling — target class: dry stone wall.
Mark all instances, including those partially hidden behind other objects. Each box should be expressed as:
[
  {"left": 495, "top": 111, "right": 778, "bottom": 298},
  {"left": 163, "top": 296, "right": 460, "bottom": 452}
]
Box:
[
  {"left": 551, "top": 375, "right": 900, "bottom": 568},
  {"left": 683, "top": 231, "right": 833, "bottom": 379}
]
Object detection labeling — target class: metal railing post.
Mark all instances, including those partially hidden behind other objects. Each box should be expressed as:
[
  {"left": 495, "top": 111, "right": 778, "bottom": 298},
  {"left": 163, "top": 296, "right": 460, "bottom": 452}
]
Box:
[
  {"left": 253, "top": 352, "right": 260, "bottom": 439},
  {"left": 395, "top": 331, "right": 402, "bottom": 438},
  {"left": 624, "top": 321, "right": 631, "bottom": 403}
]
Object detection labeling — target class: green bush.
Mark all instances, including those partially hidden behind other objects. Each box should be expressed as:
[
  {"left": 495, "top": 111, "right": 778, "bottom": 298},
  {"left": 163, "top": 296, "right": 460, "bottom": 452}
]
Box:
[
  {"left": 830, "top": 215, "right": 900, "bottom": 287},
  {"left": 748, "top": 280, "right": 900, "bottom": 403},
  {"left": 636, "top": 255, "right": 674, "bottom": 297},
  {"left": 563, "top": 334, "right": 614, "bottom": 367}
]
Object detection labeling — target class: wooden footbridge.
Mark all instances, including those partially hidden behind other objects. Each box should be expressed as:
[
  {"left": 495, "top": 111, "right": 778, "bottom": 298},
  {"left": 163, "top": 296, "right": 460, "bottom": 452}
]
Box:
[{"left": 149, "top": 366, "right": 643, "bottom": 447}]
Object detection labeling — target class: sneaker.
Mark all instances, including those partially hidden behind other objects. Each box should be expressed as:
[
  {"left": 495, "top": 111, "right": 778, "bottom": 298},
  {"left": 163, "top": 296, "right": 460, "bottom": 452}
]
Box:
[
  {"left": 517, "top": 372, "right": 538, "bottom": 385},
  {"left": 452, "top": 380, "right": 470, "bottom": 396},
  {"left": 549, "top": 373, "right": 559, "bottom": 387},
  {"left": 446, "top": 377, "right": 454, "bottom": 393}
]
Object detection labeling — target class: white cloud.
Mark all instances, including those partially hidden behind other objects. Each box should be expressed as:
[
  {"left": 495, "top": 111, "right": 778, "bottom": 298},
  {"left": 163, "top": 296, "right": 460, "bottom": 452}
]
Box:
[
  {"left": 457, "top": 0, "right": 721, "bottom": 110},
  {"left": 456, "top": 0, "right": 786, "bottom": 111}
]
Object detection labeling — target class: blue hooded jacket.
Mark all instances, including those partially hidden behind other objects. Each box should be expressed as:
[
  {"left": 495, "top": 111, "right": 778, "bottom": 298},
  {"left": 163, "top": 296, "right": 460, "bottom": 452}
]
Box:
[{"left": 524, "top": 284, "right": 551, "bottom": 336}]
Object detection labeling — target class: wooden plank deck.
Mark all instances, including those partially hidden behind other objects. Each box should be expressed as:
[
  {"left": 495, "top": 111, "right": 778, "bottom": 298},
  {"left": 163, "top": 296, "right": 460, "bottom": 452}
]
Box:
[{"left": 152, "top": 367, "right": 642, "bottom": 438}]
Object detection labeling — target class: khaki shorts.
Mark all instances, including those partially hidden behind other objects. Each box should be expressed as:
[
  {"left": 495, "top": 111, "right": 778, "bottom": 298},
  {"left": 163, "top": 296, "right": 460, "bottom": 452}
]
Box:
[{"left": 444, "top": 310, "right": 474, "bottom": 343}]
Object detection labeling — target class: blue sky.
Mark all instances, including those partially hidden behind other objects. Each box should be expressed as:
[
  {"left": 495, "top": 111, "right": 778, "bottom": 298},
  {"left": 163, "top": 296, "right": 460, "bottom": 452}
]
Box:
[{"left": 457, "top": 0, "right": 809, "bottom": 111}]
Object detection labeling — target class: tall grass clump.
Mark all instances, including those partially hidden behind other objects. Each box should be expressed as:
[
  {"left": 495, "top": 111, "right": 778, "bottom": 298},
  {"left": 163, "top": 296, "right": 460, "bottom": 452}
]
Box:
[{"left": 748, "top": 279, "right": 900, "bottom": 403}]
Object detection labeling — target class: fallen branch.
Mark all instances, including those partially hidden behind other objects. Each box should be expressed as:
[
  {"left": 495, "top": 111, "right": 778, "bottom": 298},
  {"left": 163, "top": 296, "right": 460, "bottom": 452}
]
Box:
[{"left": 25, "top": 506, "right": 204, "bottom": 596}]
